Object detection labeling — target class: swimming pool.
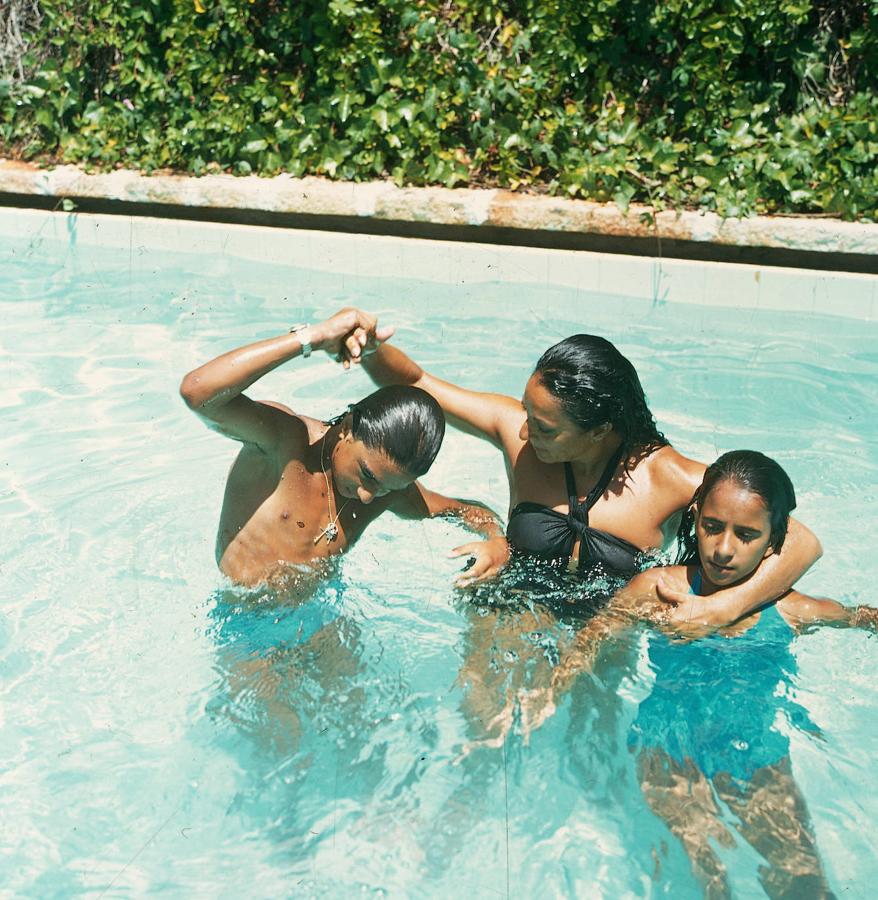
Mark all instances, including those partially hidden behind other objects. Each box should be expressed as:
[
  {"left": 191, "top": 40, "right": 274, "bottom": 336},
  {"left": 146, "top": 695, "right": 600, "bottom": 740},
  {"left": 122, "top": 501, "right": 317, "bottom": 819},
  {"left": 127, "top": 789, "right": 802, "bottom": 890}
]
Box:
[{"left": 2, "top": 209, "right": 877, "bottom": 896}]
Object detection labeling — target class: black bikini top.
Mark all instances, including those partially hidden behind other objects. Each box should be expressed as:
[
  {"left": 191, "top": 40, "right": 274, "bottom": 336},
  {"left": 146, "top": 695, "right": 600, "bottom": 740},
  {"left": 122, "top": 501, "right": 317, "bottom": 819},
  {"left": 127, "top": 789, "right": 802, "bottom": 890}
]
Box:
[{"left": 506, "top": 448, "right": 642, "bottom": 577}]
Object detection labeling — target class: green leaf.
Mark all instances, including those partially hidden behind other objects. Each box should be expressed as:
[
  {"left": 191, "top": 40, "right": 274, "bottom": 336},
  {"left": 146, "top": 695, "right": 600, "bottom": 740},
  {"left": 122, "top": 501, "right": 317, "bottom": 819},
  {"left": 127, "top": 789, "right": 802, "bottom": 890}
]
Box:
[
  {"left": 613, "top": 184, "right": 636, "bottom": 214},
  {"left": 338, "top": 93, "right": 352, "bottom": 123}
]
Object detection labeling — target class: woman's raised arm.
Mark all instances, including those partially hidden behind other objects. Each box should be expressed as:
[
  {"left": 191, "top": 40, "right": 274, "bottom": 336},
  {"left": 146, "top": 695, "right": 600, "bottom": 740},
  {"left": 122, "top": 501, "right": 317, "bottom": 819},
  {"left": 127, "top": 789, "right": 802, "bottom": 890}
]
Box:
[{"left": 362, "top": 342, "right": 524, "bottom": 449}]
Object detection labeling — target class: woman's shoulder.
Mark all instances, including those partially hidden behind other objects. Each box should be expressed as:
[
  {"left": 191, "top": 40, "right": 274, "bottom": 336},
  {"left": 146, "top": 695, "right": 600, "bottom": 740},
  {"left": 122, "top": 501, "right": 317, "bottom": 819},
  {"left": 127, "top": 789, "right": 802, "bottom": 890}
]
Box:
[{"left": 634, "top": 444, "right": 705, "bottom": 496}]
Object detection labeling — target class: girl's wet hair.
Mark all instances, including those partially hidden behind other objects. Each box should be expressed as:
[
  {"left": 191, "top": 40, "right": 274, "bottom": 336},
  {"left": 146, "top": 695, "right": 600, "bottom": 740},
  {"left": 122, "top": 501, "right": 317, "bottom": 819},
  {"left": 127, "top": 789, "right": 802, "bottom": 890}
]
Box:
[
  {"left": 534, "top": 334, "right": 666, "bottom": 460},
  {"left": 677, "top": 449, "right": 797, "bottom": 561},
  {"left": 334, "top": 385, "right": 445, "bottom": 477}
]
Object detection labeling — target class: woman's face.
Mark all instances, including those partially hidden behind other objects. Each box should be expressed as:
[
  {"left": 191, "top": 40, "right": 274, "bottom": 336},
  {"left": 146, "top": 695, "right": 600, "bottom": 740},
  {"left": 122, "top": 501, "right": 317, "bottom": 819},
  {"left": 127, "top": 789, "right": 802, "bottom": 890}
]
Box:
[
  {"left": 696, "top": 478, "right": 774, "bottom": 588},
  {"left": 520, "top": 374, "right": 597, "bottom": 464}
]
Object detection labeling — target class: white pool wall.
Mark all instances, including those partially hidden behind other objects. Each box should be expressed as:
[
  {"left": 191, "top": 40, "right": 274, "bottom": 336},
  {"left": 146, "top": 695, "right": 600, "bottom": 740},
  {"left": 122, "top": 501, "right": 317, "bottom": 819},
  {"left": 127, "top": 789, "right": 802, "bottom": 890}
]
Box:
[{"left": 2, "top": 206, "right": 876, "bottom": 320}]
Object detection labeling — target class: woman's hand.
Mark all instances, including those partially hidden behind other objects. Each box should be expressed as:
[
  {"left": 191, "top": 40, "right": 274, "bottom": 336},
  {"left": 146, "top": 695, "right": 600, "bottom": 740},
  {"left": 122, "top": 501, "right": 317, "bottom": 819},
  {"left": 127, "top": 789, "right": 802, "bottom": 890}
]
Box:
[
  {"left": 654, "top": 577, "right": 721, "bottom": 635},
  {"left": 450, "top": 536, "right": 511, "bottom": 587},
  {"left": 312, "top": 307, "right": 394, "bottom": 366}
]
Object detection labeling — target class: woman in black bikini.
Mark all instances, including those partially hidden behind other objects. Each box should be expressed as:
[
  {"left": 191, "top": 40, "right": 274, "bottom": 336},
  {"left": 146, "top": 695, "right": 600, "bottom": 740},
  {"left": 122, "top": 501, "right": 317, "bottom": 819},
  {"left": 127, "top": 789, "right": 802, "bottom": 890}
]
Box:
[
  {"left": 504, "top": 334, "right": 667, "bottom": 579},
  {"left": 356, "top": 324, "right": 821, "bottom": 627}
]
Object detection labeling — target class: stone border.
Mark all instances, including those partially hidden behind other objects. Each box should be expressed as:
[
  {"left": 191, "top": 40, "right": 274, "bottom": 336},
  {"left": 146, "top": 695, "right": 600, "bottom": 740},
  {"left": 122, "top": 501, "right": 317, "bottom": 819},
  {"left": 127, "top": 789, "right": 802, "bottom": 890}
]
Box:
[{"left": 2, "top": 159, "right": 878, "bottom": 265}]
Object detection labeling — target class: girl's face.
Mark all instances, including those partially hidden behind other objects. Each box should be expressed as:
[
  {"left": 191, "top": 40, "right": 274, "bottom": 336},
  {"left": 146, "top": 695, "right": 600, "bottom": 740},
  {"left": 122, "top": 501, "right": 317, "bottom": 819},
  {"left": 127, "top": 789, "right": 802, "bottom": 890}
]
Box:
[{"left": 696, "top": 478, "right": 774, "bottom": 588}]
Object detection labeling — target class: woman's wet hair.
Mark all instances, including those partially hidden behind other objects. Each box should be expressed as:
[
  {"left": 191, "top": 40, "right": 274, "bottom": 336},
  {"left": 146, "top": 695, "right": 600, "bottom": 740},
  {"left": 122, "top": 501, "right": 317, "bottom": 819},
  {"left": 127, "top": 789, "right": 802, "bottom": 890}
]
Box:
[
  {"left": 336, "top": 385, "right": 445, "bottom": 477},
  {"left": 677, "top": 449, "right": 797, "bottom": 561},
  {"left": 534, "top": 334, "right": 666, "bottom": 458}
]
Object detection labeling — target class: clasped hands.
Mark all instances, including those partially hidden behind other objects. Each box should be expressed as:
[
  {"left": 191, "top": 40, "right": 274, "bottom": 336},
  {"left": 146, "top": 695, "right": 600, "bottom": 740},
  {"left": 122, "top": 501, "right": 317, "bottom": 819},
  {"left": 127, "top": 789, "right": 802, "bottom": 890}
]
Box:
[{"left": 317, "top": 306, "right": 394, "bottom": 368}]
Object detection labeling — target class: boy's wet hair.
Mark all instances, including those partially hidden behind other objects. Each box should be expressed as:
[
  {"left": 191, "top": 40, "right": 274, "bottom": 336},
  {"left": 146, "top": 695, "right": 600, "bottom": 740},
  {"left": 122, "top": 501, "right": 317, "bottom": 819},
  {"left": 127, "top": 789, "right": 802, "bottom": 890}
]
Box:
[
  {"left": 341, "top": 385, "right": 445, "bottom": 477},
  {"left": 534, "top": 334, "right": 666, "bottom": 461},
  {"left": 678, "top": 449, "right": 797, "bottom": 561}
]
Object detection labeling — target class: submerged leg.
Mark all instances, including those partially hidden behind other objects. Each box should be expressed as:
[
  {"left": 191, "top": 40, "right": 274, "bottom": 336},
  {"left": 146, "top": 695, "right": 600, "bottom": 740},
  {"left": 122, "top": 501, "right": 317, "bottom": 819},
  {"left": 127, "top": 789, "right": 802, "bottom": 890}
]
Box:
[
  {"left": 714, "top": 759, "right": 836, "bottom": 899},
  {"left": 637, "top": 749, "right": 736, "bottom": 899},
  {"left": 456, "top": 603, "right": 562, "bottom": 744}
]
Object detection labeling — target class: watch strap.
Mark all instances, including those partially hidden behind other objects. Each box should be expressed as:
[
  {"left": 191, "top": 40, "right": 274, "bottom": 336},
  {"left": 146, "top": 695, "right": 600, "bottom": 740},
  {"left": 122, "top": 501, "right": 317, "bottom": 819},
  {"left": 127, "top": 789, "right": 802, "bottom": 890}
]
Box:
[{"left": 290, "top": 323, "right": 312, "bottom": 358}]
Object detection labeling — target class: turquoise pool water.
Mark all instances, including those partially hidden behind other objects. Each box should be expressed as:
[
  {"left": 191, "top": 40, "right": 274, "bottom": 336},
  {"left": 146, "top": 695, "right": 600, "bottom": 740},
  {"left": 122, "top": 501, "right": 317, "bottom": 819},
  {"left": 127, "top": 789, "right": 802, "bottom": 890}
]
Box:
[{"left": 2, "top": 221, "right": 877, "bottom": 897}]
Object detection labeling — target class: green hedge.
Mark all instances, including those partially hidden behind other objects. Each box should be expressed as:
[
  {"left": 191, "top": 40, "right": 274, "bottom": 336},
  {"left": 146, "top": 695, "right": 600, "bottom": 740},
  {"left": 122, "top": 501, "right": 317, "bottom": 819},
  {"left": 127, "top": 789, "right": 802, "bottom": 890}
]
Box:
[{"left": 2, "top": 0, "right": 878, "bottom": 220}]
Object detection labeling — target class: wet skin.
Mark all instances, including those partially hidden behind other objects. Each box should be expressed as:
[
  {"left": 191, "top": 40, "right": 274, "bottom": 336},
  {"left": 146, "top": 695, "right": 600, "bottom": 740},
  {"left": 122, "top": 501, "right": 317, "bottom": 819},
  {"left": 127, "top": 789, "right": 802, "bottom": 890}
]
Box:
[
  {"left": 695, "top": 479, "right": 774, "bottom": 592},
  {"left": 216, "top": 406, "right": 414, "bottom": 587}
]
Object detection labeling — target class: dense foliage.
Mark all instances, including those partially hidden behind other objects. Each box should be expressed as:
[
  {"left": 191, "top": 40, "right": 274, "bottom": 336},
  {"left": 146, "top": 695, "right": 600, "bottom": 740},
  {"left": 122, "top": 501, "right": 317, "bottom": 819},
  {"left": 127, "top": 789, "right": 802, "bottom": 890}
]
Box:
[{"left": 2, "top": 0, "right": 878, "bottom": 219}]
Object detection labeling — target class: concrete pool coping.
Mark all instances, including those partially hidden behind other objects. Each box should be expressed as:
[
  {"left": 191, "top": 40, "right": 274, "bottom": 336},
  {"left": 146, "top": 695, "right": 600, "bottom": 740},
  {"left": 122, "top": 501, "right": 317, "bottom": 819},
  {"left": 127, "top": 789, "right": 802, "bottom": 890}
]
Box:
[{"left": 2, "top": 159, "right": 878, "bottom": 276}]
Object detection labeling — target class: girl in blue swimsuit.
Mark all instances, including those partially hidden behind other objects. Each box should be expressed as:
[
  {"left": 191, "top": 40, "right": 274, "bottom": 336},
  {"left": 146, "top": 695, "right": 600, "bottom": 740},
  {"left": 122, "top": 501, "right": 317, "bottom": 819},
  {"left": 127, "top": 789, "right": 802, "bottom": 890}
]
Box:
[{"left": 523, "top": 450, "right": 877, "bottom": 897}]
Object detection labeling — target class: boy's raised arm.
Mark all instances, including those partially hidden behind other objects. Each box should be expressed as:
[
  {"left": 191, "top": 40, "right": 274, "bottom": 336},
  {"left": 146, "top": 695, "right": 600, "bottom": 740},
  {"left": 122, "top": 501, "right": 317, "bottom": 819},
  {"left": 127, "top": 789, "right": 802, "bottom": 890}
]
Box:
[{"left": 179, "top": 308, "right": 393, "bottom": 449}]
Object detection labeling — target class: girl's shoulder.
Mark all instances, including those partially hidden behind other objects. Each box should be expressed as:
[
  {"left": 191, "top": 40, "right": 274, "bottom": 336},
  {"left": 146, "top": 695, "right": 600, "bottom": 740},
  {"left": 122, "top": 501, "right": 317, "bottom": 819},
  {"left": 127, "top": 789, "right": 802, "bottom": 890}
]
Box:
[
  {"left": 621, "top": 564, "right": 691, "bottom": 605},
  {"left": 775, "top": 590, "right": 853, "bottom": 628}
]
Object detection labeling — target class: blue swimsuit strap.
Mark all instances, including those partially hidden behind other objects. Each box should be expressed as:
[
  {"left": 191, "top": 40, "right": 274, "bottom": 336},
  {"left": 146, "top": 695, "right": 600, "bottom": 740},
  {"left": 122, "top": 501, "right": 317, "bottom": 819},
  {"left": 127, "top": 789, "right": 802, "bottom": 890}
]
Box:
[{"left": 689, "top": 568, "right": 703, "bottom": 595}]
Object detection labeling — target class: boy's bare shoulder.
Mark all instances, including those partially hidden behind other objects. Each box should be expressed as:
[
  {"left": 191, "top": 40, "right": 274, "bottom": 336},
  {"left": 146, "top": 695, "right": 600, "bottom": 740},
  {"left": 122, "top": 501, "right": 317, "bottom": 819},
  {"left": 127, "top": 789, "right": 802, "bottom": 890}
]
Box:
[{"left": 254, "top": 400, "right": 324, "bottom": 453}]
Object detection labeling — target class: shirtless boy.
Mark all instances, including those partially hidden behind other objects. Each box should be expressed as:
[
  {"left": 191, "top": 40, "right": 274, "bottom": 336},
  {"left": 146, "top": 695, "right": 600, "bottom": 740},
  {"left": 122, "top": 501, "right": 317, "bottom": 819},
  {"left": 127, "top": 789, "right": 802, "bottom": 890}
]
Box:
[{"left": 180, "top": 308, "right": 501, "bottom": 589}]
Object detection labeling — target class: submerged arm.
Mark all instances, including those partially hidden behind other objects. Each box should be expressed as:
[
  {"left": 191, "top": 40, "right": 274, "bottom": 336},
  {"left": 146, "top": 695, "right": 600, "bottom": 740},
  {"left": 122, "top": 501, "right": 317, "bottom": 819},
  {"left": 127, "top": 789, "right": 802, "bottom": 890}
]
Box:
[
  {"left": 516, "top": 572, "right": 660, "bottom": 739},
  {"left": 552, "top": 573, "right": 664, "bottom": 690}
]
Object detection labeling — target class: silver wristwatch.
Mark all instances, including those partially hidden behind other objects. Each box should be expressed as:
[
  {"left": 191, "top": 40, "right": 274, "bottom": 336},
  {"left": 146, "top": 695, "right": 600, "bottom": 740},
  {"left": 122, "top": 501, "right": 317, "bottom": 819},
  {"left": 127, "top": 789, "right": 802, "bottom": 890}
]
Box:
[{"left": 289, "top": 323, "right": 312, "bottom": 358}]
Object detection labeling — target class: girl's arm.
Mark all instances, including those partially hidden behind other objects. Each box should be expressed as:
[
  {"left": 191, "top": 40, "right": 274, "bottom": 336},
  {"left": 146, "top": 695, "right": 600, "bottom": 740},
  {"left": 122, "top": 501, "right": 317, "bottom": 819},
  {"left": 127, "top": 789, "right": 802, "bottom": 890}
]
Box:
[
  {"left": 778, "top": 592, "right": 878, "bottom": 631},
  {"left": 517, "top": 570, "right": 668, "bottom": 739}
]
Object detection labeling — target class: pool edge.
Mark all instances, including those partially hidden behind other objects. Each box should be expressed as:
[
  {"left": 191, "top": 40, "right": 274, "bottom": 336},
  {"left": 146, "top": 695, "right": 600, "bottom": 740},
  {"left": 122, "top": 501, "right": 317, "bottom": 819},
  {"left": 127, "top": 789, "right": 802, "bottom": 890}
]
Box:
[{"left": 2, "top": 160, "right": 878, "bottom": 276}]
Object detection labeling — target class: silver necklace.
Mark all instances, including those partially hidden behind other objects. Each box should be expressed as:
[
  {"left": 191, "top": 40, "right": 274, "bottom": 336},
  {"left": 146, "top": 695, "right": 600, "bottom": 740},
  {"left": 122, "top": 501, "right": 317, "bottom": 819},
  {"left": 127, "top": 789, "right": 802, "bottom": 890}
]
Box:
[{"left": 314, "top": 429, "right": 350, "bottom": 545}]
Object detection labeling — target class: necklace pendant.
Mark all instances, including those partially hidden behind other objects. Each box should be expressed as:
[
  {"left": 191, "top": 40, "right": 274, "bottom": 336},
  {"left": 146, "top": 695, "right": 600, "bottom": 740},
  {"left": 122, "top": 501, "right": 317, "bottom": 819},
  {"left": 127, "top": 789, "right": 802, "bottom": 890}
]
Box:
[{"left": 324, "top": 522, "right": 339, "bottom": 542}]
